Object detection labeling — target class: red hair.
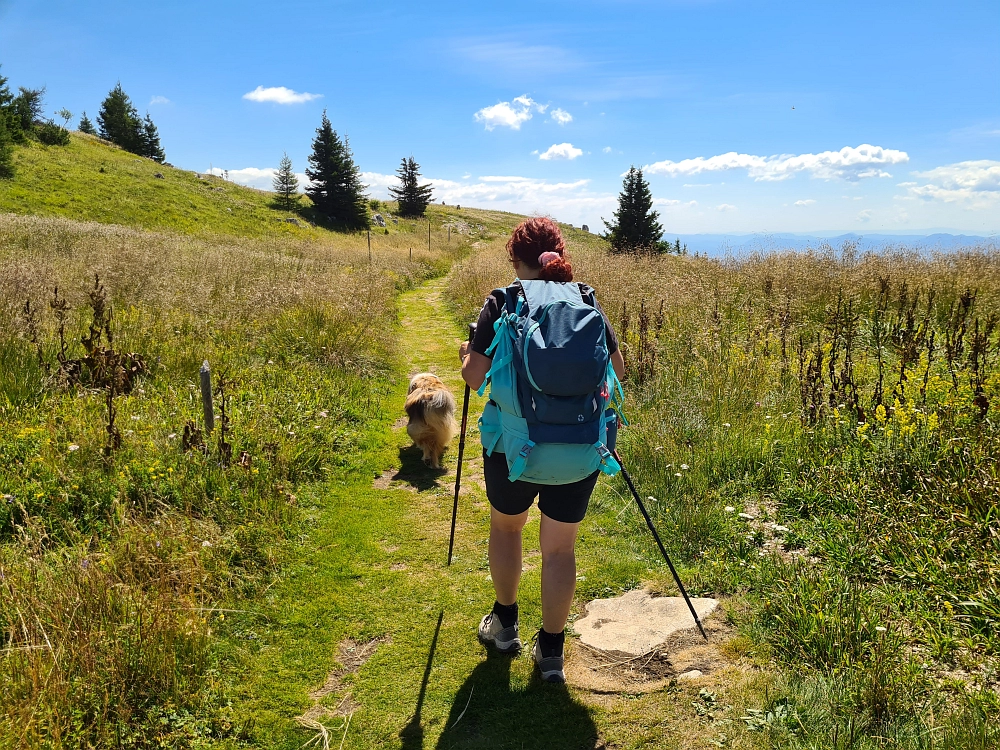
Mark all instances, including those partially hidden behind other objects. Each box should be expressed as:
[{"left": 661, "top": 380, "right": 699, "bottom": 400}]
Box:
[{"left": 507, "top": 217, "right": 573, "bottom": 282}]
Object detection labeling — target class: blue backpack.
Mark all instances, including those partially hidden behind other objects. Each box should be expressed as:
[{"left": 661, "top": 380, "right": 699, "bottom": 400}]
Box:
[{"left": 477, "top": 280, "right": 626, "bottom": 484}]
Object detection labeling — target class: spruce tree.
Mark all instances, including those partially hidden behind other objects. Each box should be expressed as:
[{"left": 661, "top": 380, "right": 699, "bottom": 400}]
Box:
[
  {"left": 305, "top": 111, "right": 368, "bottom": 229},
  {"left": 602, "top": 166, "right": 666, "bottom": 254},
  {"left": 12, "top": 87, "right": 44, "bottom": 132},
  {"left": 98, "top": 83, "right": 142, "bottom": 153},
  {"left": 78, "top": 111, "right": 96, "bottom": 135},
  {"left": 0, "top": 117, "right": 14, "bottom": 179},
  {"left": 388, "top": 156, "right": 434, "bottom": 217},
  {"left": 0, "top": 67, "right": 17, "bottom": 146},
  {"left": 272, "top": 152, "right": 299, "bottom": 209},
  {"left": 141, "top": 113, "right": 165, "bottom": 163}
]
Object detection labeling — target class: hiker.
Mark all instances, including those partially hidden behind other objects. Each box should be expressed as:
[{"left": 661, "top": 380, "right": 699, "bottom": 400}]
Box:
[{"left": 459, "top": 217, "right": 625, "bottom": 683}]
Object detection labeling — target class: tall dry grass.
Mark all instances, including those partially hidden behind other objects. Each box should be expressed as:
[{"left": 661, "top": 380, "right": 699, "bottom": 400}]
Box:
[
  {"left": 446, "top": 234, "right": 1000, "bottom": 749},
  {"left": 0, "top": 212, "right": 460, "bottom": 747}
]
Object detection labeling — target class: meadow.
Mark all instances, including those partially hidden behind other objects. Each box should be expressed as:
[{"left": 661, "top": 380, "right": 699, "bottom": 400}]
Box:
[
  {"left": 0, "top": 200, "right": 473, "bottom": 746},
  {"left": 448, "top": 236, "right": 1000, "bottom": 748},
  {"left": 2, "top": 131, "right": 999, "bottom": 748}
]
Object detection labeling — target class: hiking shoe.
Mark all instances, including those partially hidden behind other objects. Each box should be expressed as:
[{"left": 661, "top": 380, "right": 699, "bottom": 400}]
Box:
[
  {"left": 532, "top": 633, "right": 566, "bottom": 683},
  {"left": 478, "top": 612, "right": 521, "bottom": 653}
]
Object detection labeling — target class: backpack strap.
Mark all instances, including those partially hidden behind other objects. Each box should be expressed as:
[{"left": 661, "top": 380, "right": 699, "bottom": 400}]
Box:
[
  {"left": 507, "top": 440, "right": 535, "bottom": 482},
  {"left": 595, "top": 443, "right": 621, "bottom": 475},
  {"left": 477, "top": 290, "right": 522, "bottom": 398}
]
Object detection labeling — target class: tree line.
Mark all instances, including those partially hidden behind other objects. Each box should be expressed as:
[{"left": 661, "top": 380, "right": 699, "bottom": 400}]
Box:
[
  {"left": 271, "top": 110, "right": 434, "bottom": 230},
  {"left": 4, "top": 59, "right": 668, "bottom": 247},
  {"left": 0, "top": 65, "right": 166, "bottom": 180},
  {"left": 81, "top": 82, "right": 165, "bottom": 164},
  {"left": 0, "top": 64, "right": 75, "bottom": 179}
]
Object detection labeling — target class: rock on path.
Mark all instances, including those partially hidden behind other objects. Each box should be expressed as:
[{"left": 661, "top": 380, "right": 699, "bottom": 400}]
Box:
[{"left": 574, "top": 589, "right": 719, "bottom": 655}]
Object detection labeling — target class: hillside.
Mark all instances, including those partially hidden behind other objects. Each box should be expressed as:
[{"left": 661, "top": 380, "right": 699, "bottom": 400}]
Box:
[
  {"left": 0, "top": 132, "right": 603, "bottom": 249},
  {"left": 0, "top": 133, "right": 321, "bottom": 238}
]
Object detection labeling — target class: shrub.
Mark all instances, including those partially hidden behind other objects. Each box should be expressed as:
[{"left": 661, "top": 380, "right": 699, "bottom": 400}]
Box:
[{"left": 35, "top": 120, "right": 70, "bottom": 146}]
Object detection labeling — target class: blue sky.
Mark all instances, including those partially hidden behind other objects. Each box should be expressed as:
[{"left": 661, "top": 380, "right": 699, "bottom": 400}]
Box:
[{"left": 2, "top": 0, "right": 998, "bottom": 233}]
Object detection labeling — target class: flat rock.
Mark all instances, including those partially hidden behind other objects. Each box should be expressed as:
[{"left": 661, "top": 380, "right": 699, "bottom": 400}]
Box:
[{"left": 574, "top": 589, "right": 718, "bottom": 655}]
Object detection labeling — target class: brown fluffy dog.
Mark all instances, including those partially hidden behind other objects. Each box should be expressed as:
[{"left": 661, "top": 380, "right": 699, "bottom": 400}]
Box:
[{"left": 405, "top": 373, "right": 457, "bottom": 468}]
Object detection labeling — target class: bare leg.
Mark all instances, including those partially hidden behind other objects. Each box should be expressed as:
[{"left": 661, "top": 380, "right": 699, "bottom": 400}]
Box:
[
  {"left": 539, "top": 513, "right": 581, "bottom": 633},
  {"left": 489, "top": 507, "right": 529, "bottom": 606}
]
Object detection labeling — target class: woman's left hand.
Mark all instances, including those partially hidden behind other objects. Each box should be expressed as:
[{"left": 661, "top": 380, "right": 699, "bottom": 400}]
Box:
[{"left": 459, "top": 341, "right": 470, "bottom": 363}]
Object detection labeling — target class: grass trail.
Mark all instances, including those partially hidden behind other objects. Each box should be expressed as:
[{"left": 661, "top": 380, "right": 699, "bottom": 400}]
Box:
[{"left": 224, "top": 276, "right": 739, "bottom": 750}]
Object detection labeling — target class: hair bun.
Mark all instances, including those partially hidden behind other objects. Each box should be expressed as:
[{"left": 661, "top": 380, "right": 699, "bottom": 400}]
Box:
[{"left": 538, "top": 251, "right": 561, "bottom": 266}]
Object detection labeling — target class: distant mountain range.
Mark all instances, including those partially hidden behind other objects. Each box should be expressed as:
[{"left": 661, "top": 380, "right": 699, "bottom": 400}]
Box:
[{"left": 667, "top": 232, "right": 998, "bottom": 258}]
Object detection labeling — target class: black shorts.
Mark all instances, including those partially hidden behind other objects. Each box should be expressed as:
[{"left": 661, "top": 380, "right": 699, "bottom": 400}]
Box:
[{"left": 483, "top": 450, "right": 599, "bottom": 524}]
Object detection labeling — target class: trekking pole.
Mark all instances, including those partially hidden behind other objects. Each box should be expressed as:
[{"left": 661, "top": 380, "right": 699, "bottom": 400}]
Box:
[
  {"left": 448, "top": 323, "right": 476, "bottom": 566},
  {"left": 612, "top": 449, "right": 709, "bottom": 641}
]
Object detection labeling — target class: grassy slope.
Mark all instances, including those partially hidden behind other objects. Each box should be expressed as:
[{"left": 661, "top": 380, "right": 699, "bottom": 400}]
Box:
[
  {"left": 0, "top": 133, "right": 557, "bottom": 246},
  {"left": 0, "top": 134, "right": 325, "bottom": 238}
]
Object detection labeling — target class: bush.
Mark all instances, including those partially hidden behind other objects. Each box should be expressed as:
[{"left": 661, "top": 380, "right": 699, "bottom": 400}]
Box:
[{"left": 36, "top": 121, "right": 70, "bottom": 146}]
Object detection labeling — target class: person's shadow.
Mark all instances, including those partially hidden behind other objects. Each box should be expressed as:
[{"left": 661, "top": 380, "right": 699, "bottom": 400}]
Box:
[{"left": 430, "top": 649, "right": 601, "bottom": 750}]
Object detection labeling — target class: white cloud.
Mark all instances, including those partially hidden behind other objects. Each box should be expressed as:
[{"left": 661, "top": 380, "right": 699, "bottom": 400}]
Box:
[
  {"left": 550, "top": 108, "right": 573, "bottom": 125},
  {"left": 644, "top": 144, "right": 909, "bottom": 182},
  {"left": 794, "top": 199, "right": 816, "bottom": 206},
  {"left": 206, "top": 166, "right": 308, "bottom": 192},
  {"left": 149, "top": 95, "right": 170, "bottom": 106},
  {"left": 361, "top": 171, "right": 614, "bottom": 226},
  {"left": 654, "top": 198, "right": 698, "bottom": 208},
  {"left": 474, "top": 95, "right": 547, "bottom": 130},
  {"left": 243, "top": 86, "right": 322, "bottom": 105},
  {"left": 717, "top": 203, "right": 736, "bottom": 212},
  {"left": 903, "top": 160, "right": 1000, "bottom": 207},
  {"left": 858, "top": 209, "right": 873, "bottom": 222},
  {"left": 602, "top": 146, "right": 612, "bottom": 153},
  {"left": 538, "top": 142, "right": 583, "bottom": 161}
]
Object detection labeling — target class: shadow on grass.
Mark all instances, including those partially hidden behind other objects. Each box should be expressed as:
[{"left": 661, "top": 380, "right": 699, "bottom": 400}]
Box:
[
  {"left": 391, "top": 445, "right": 448, "bottom": 492},
  {"left": 431, "top": 649, "right": 601, "bottom": 750},
  {"left": 399, "top": 612, "right": 444, "bottom": 750}
]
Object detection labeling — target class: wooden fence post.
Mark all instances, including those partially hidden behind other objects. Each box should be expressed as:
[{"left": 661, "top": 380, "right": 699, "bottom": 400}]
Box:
[
  {"left": 200, "top": 360, "right": 215, "bottom": 433},
  {"left": 427, "top": 219, "right": 431, "bottom": 252},
  {"left": 368, "top": 228, "right": 372, "bottom": 263}
]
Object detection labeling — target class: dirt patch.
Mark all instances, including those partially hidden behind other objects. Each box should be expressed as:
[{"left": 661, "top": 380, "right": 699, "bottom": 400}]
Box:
[
  {"left": 296, "top": 636, "right": 390, "bottom": 723},
  {"left": 566, "top": 614, "right": 732, "bottom": 696},
  {"left": 373, "top": 469, "right": 417, "bottom": 492}
]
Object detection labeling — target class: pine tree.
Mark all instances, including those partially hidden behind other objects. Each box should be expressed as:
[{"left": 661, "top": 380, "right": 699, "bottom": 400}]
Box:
[
  {"left": 12, "top": 87, "right": 44, "bottom": 132},
  {"left": 602, "top": 166, "right": 666, "bottom": 254},
  {"left": 0, "top": 67, "right": 17, "bottom": 149},
  {"left": 272, "top": 152, "right": 299, "bottom": 209},
  {"left": 0, "top": 116, "right": 14, "bottom": 179},
  {"left": 98, "top": 83, "right": 142, "bottom": 153},
  {"left": 78, "top": 111, "right": 96, "bottom": 135},
  {"left": 141, "top": 113, "right": 165, "bottom": 163},
  {"left": 388, "top": 156, "right": 434, "bottom": 217},
  {"left": 305, "top": 111, "right": 368, "bottom": 229}
]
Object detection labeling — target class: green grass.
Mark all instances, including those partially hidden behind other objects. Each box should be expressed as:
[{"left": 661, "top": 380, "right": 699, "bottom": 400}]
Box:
[
  {"left": 3, "top": 134, "right": 998, "bottom": 747},
  {"left": 0, "top": 133, "right": 319, "bottom": 238}
]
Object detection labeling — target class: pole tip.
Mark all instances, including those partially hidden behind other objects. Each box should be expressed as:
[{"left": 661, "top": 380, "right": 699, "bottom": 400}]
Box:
[{"left": 200, "top": 360, "right": 210, "bottom": 373}]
